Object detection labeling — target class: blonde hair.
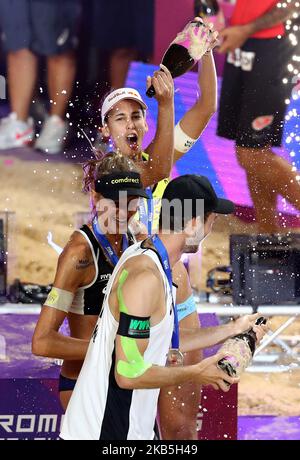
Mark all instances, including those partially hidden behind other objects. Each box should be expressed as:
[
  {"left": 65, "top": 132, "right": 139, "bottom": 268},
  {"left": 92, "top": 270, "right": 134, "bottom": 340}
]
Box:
[
  {"left": 82, "top": 151, "right": 140, "bottom": 194},
  {"left": 82, "top": 151, "right": 141, "bottom": 220}
]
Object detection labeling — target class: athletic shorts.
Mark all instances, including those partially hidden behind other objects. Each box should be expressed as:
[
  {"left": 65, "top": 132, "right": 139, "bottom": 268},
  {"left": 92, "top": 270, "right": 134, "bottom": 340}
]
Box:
[
  {"left": 90, "top": 0, "right": 154, "bottom": 58},
  {"left": 58, "top": 374, "right": 77, "bottom": 392},
  {"left": 217, "top": 37, "right": 294, "bottom": 148},
  {"left": 177, "top": 295, "right": 197, "bottom": 323},
  {"left": 0, "top": 0, "right": 81, "bottom": 56}
]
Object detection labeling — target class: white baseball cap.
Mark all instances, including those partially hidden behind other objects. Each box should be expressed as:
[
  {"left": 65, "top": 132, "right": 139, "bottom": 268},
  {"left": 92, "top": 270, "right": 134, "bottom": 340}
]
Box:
[{"left": 101, "top": 88, "right": 148, "bottom": 125}]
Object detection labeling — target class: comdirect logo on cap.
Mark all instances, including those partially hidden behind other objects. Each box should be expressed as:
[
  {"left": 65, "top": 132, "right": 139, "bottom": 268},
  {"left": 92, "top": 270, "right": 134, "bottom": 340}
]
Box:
[{"left": 111, "top": 177, "right": 140, "bottom": 184}]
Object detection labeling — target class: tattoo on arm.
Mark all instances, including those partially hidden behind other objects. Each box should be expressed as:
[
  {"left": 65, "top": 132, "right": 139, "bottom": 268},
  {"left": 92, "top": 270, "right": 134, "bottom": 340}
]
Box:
[
  {"left": 75, "top": 245, "right": 94, "bottom": 270},
  {"left": 76, "top": 259, "right": 94, "bottom": 270},
  {"left": 250, "top": 1, "right": 298, "bottom": 34}
]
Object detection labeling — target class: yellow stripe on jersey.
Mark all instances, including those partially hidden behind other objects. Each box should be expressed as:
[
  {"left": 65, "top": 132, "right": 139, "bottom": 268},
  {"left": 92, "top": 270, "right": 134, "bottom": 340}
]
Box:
[{"left": 136, "top": 152, "right": 169, "bottom": 233}]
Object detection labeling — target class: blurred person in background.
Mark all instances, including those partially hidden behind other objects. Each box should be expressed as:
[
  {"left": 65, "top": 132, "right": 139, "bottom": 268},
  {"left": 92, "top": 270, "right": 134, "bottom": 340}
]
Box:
[
  {"left": 0, "top": 0, "right": 81, "bottom": 154},
  {"left": 217, "top": 0, "right": 300, "bottom": 233},
  {"left": 92, "top": 0, "right": 154, "bottom": 89},
  {"left": 65, "top": 0, "right": 154, "bottom": 148}
]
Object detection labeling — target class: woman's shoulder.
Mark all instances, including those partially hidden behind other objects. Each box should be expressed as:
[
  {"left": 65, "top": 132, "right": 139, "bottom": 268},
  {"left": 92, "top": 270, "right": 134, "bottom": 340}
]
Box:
[{"left": 59, "top": 230, "right": 92, "bottom": 262}]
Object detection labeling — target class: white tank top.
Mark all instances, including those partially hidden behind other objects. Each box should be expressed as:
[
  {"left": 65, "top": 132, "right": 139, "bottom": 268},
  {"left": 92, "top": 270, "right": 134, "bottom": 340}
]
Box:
[{"left": 60, "top": 241, "right": 175, "bottom": 440}]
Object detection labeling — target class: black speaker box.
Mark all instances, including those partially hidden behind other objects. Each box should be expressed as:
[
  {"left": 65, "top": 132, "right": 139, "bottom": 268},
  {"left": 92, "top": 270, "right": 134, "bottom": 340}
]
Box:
[{"left": 230, "top": 233, "right": 300, "bottom": 306}]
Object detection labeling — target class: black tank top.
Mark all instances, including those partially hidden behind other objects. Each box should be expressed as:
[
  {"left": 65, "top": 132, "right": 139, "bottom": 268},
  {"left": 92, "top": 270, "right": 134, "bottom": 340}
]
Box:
[{"left": 70, "top": 225, "right": 135, "bottom": 316}]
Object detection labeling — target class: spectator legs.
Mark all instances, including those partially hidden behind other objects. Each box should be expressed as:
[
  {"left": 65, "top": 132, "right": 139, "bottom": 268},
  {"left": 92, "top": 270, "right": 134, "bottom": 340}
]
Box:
[
  {"left": 109, "top": 48, "right": 137, "bottom": 89},
  {"left": 237, "top": 146, "right": 300, "bottom": 233},
  {"left": 47, "top": 51, "right": 76, "bottom": 118},
  {"left": 7, "top": 49, "right": 38, "bottom": 121}
]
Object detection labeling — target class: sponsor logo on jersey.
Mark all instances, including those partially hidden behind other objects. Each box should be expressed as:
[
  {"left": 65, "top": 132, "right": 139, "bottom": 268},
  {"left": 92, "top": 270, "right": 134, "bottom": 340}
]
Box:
[
  {"left": 252, "top": 115, "right": 274, "bottom": 131},
  {"left": 227, "top": 49, "right": 256, "bottom": 72}
]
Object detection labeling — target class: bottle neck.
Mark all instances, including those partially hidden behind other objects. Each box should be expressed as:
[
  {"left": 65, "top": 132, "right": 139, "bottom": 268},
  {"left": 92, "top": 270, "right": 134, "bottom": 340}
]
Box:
[{"left": 195, "top": 0, "right": 219, "bottom": 17}]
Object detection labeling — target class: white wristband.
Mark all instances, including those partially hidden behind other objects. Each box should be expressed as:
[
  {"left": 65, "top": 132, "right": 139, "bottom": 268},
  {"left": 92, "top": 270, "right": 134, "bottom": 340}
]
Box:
[
  {"left": 44, "top": 287, "right": 74, "bottom": 313},
  {"left": 174, "top": 122, "right": 199, "bottom": 154}
]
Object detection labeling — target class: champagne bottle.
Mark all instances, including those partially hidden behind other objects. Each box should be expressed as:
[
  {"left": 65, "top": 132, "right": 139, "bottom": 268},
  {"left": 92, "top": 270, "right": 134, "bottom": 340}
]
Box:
[
  {"left": 194, "top": 0, "right": 220, "bottom": 18},
  {"left": 218, "top": 316, "right": 267, "bottom": 382},
  {"left": 194, "top": 0, "right": 225, "bottom": 32},
  {"left": 146, "top": 20, "right": 210, "bottom": 98}
]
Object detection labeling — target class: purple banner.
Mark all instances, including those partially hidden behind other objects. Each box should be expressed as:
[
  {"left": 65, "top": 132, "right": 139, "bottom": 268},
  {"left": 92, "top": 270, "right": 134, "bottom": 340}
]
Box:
[
  {"left": 0, "top": 313, "right": 63, "bottom": 439},
  {"left": 0, "top": 379, "right": 63, "bottom": 440},
  {"left": 0, "top": 312, "right": 237, "bottom": 440}
]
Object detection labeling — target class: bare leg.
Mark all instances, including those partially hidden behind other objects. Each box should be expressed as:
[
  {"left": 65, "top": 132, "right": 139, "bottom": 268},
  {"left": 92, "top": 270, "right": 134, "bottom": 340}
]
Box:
[
  {"left": 109, "top": 48, "right": 137, "bottom": 89},
  {"left": 47, "top": 51, "right": 76, "bottom": 118},
  {"left": 237, "top": 146, "right": 300, "bottom": 233},
  {"left": 7, "top": 49, "right": 38, "bottom": 121},
  {"left": 158, "top": 311, "right": 202, "bottom": 440}
]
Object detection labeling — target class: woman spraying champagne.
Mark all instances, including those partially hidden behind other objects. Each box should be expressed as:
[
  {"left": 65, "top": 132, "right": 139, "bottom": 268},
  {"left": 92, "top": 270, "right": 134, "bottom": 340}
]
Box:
[{"left": 146, "top": 17, "right": 219, "bottom": 97}]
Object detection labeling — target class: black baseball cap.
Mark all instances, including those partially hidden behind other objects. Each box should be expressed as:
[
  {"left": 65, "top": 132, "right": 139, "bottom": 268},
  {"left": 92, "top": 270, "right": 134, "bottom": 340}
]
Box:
[
  {"left": 162, "top": 174, "right": 235, "bottom": 215},
  {"left": 95, "top": 172, "right": 148, "bottom": 200}
]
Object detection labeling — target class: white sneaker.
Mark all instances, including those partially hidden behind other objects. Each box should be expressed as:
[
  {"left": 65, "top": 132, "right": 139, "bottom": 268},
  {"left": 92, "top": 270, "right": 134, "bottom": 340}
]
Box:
[
  {"left": 35, "top": 115, "right": 67, "bottom": 154},
  {"left": 0, "top": 112, "right": 34, "bottom": 149}
]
